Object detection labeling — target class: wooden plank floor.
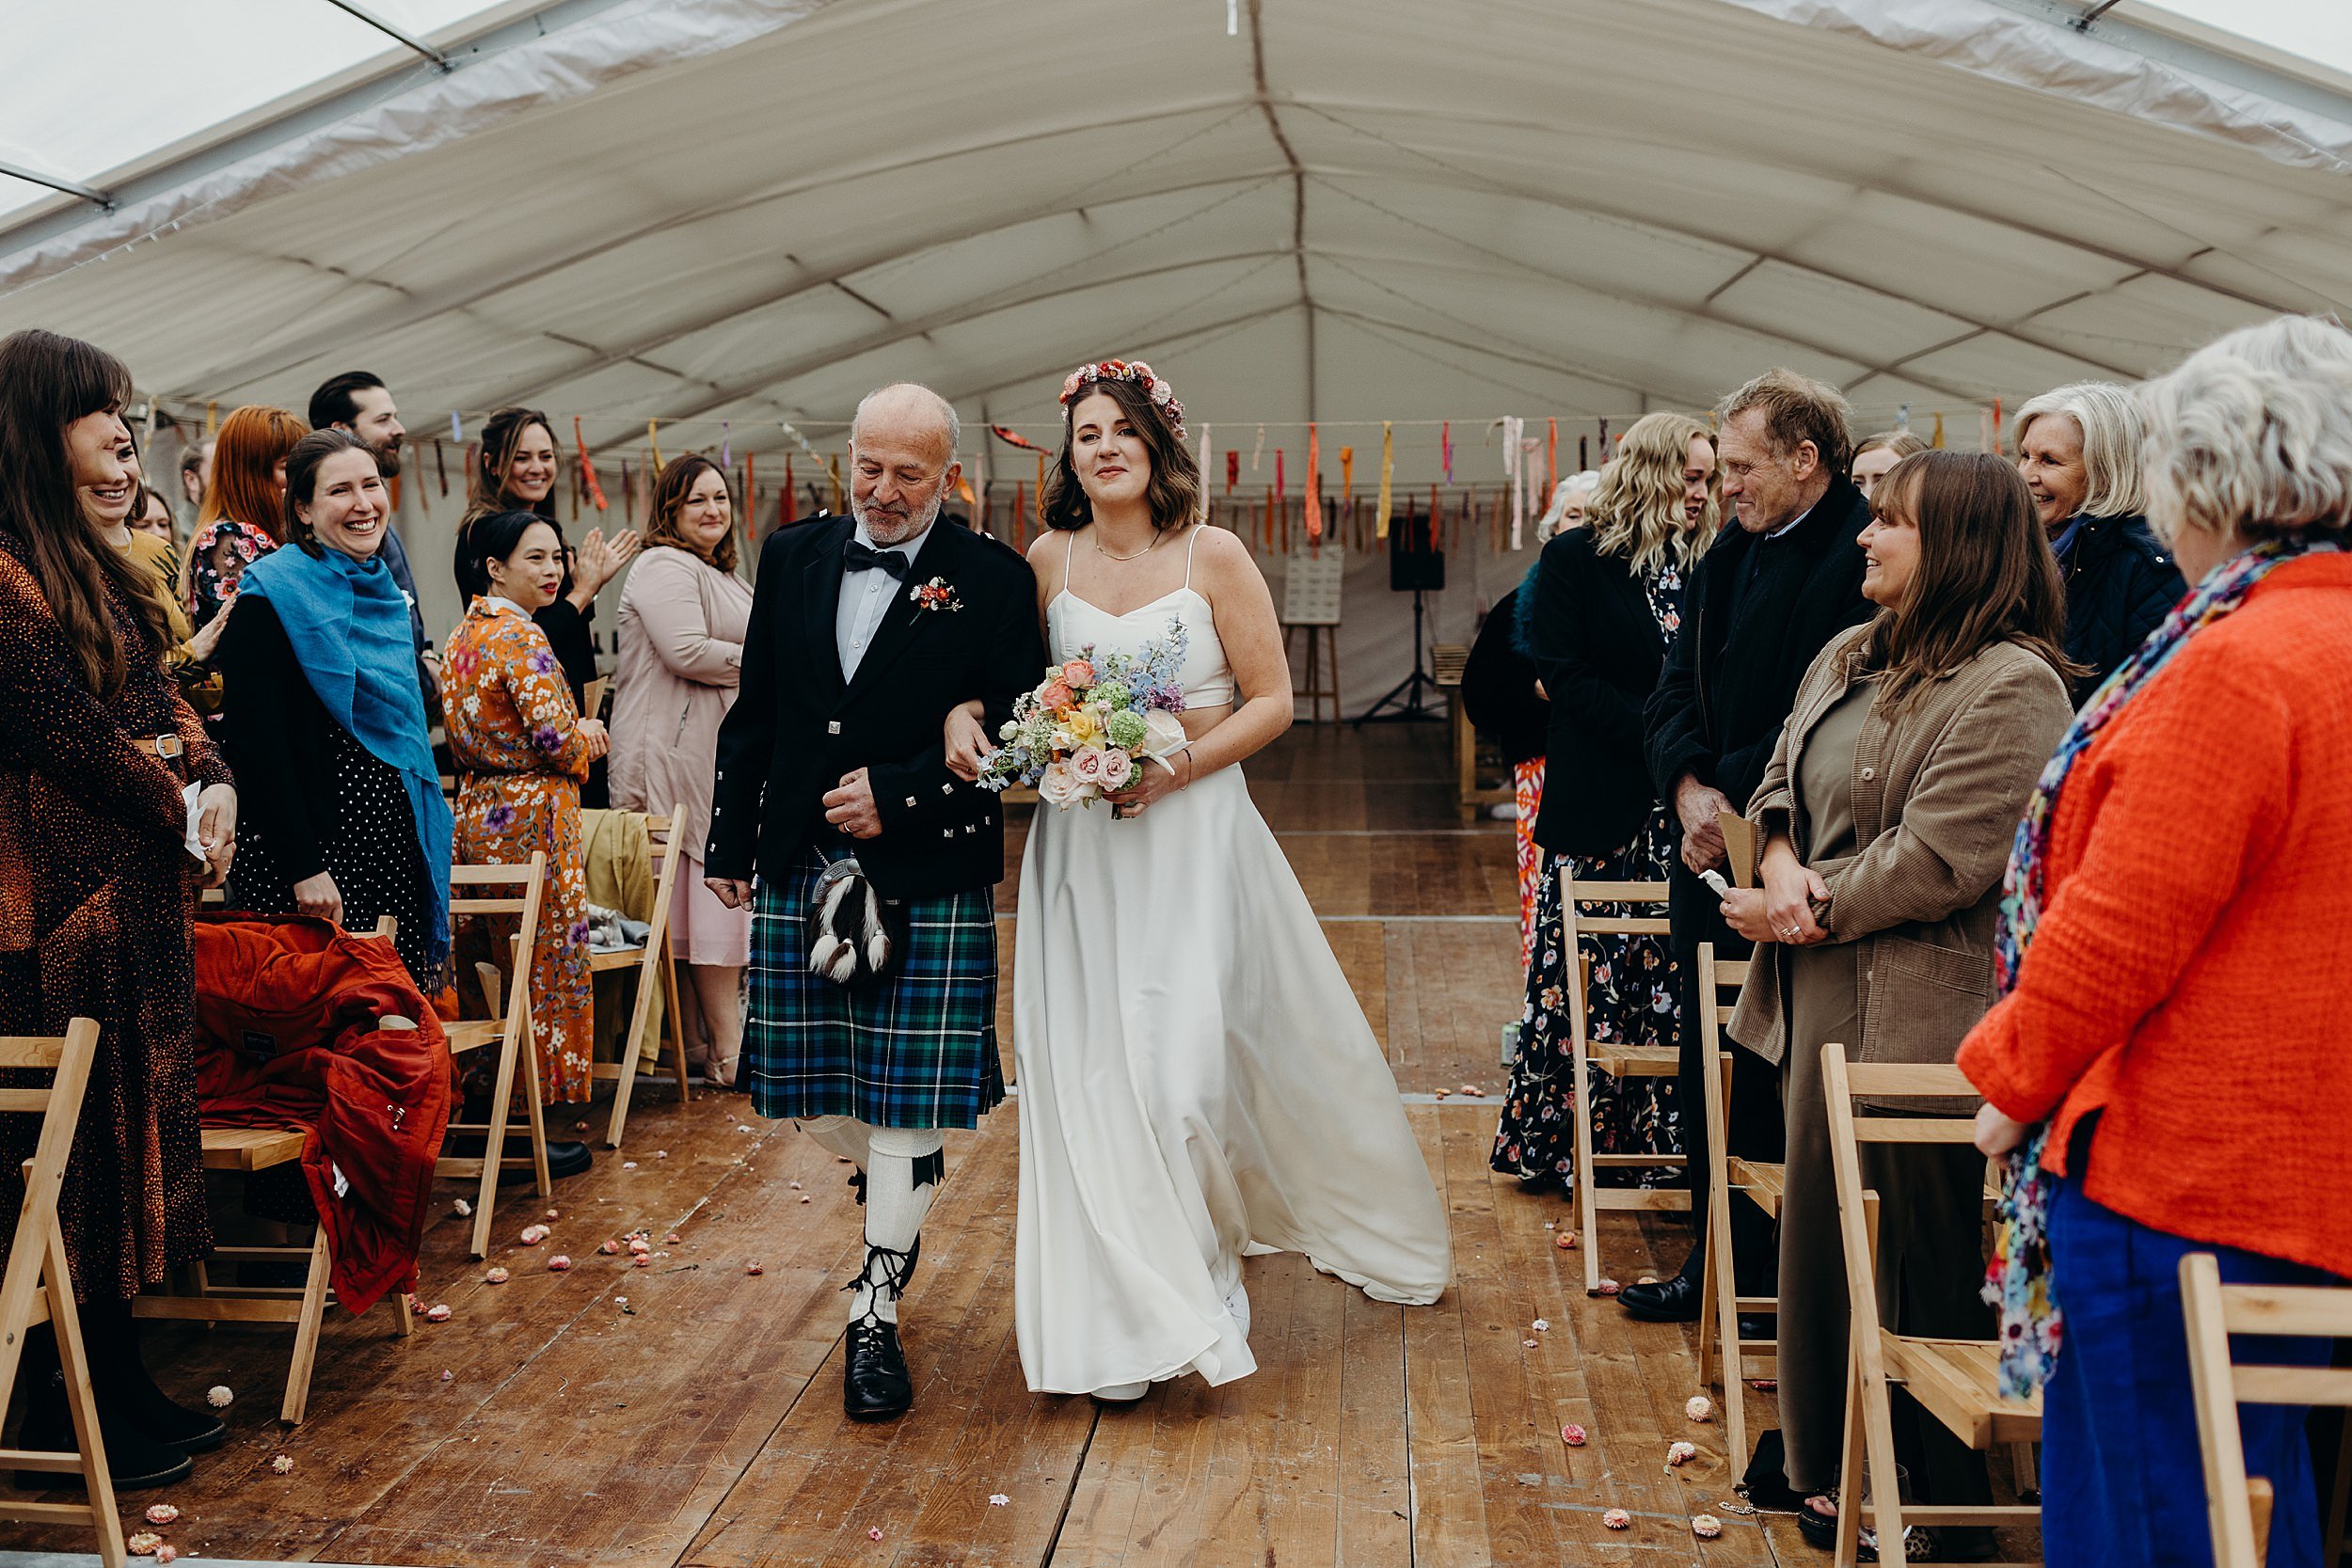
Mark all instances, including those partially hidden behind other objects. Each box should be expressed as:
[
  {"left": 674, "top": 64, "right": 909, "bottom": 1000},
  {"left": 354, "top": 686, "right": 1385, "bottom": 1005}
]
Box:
[{"left": 2, "top": 723, "right": 1805, "bottom": 1566}]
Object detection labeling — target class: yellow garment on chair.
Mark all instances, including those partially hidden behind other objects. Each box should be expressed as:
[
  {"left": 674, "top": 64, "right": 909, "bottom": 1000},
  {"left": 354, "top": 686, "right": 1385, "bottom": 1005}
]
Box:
[{"left": 580, "top": 807, "right": 666, "bottom": 1068}]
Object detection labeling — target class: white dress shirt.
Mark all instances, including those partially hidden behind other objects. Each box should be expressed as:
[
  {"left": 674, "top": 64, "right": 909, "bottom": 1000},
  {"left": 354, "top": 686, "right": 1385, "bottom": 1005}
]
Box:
[{"left": 834, "top": 519, "right": 927, "bottom": 680}]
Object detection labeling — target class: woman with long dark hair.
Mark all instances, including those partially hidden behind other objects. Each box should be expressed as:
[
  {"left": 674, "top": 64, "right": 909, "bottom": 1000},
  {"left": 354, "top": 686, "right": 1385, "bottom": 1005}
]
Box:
[
  {"left": 611, "top": 454, "right": 753, "bottom": 1085},
  {"left": 444, "top": 509, "right": 605, "bottom": 1136},
  {"left": 1717, "top": 450, "right": 2075, "bottom": 1554},
  {"left": 463, "top": 407, "right": 637, "bottom": 806},
  {"left": 0, "top": 329, "right": 239, "bottom": 1488},
  {"left": 216, "top": 431, "right": 453, "bottom": 988}
]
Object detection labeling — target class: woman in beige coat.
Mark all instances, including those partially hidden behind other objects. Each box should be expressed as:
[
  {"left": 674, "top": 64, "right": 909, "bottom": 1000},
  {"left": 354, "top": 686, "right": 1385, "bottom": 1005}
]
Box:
[
  {"left": 1716, "top": 450, "right": 2074, "bottom": 1556},
  {"left": 612, "top": 454, "right": 755, "bottom": 1086}
]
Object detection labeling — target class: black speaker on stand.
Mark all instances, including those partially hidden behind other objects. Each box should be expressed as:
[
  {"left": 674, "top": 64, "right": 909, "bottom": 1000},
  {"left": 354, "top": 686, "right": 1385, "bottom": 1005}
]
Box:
[{"left": 1356, "top": 503, "right": 1446, "bottom": 725}]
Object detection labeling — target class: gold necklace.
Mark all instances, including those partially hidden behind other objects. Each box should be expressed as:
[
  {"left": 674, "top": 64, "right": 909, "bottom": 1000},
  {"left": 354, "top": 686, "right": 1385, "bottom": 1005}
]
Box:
[{"left": 1093, "top": 528, "right": 1159, "bottom": 562}]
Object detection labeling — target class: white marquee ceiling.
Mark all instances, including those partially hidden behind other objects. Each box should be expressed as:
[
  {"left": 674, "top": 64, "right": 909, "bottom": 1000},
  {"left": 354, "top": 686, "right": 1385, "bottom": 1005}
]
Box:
[{"left": 4, "top": 0, "right": 2349, "bottom": 481}]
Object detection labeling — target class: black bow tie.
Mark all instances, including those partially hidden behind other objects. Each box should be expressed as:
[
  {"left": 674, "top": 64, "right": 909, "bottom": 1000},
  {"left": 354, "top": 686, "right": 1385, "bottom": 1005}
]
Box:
[{"left": 844, "top": 540, "right": 909, "bottom": 578}]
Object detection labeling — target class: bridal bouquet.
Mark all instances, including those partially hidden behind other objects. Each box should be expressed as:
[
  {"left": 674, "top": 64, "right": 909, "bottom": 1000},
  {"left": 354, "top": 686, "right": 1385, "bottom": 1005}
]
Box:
[{"left": 978, "top": 621, "right": 1190, "bottom": 808}]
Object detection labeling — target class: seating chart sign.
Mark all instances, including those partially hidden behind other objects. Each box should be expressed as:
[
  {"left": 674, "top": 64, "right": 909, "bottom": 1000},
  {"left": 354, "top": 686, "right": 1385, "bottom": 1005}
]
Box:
[{"left": 1281, "top": 549, "right": 1345, "bottom": 626}]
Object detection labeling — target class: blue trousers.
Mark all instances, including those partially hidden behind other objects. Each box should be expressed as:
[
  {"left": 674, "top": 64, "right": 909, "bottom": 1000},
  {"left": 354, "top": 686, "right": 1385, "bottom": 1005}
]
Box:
[{"left": 2045, "top": 1176, "right": 2339, "bottom": 1568}]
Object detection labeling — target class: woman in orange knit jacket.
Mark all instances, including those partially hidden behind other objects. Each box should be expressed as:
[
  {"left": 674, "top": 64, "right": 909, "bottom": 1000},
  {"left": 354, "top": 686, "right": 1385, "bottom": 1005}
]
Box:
[{"left": 1961, "top": 314, "right": 2352, "bottom": 1568}]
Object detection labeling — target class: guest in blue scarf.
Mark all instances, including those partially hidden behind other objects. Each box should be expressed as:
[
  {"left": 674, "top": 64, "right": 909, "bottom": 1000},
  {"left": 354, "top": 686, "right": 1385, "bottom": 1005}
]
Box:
[{"left": 216, "top": 430, "right": 453, "bottom": 987}]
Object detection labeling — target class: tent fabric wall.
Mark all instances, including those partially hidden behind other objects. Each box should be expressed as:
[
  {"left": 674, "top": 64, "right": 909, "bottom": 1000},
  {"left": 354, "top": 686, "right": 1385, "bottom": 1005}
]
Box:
[{"left": 7, "top": 0, "right": 2350, "bottom": 708}]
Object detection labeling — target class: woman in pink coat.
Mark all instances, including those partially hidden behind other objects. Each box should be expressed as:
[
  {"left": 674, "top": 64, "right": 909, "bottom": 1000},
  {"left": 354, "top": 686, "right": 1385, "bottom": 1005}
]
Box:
[{"left": 612, "top": 455, "right": 755, "bottom": 1085}]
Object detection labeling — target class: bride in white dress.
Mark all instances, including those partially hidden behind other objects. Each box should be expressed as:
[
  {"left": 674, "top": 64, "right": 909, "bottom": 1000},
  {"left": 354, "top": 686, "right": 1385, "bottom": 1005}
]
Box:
[{"left": 946, "top": 361, "right": 1451, "bottom": 1401}]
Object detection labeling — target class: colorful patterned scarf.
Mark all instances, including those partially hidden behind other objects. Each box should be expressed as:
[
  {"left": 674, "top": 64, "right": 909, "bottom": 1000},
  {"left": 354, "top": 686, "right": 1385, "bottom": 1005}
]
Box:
[{"left": 1984, "top": 534, "right": 2341, "bottom": 1397}]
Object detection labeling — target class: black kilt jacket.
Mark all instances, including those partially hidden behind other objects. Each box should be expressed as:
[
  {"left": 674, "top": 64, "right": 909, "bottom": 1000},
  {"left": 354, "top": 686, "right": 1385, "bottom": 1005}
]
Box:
[{"left": 706, "top": 515, "right": 1045, "bottom": 901}]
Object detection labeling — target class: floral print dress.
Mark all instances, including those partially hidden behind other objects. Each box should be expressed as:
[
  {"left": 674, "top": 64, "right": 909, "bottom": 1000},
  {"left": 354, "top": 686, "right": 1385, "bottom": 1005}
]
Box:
[
  {"left": 185, "top": 516, "right": 277, "bottom": 633},
  {"left": 441, "top": 598, "right": 596, "bottom": 1104},
  {"left": 1492, "top": 562, "right": 1687, "bottom": 1189}
]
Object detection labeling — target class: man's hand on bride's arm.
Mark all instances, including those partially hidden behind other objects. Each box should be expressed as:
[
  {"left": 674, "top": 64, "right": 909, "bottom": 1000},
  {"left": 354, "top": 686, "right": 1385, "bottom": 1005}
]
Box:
[{"left": 944, "top": 699, "right": 991, "bottom": 782}]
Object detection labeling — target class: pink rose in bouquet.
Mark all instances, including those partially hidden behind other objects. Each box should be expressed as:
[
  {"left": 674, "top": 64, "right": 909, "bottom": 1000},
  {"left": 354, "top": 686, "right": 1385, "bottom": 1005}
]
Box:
[
  {"left": 1069, "top": 745, "right": 1107, "bottom": 786},
  {"left": 1098, "top": 748, "right": 1135, "bottom": 790},
  {"left": 1060, "top": 658, "right": 1096, "bottom": 687}
]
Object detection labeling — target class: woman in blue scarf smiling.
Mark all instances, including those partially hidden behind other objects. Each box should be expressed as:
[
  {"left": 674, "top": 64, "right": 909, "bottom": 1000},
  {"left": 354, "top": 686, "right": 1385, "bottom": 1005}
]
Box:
[{"left": 215, "top": 430, "right": 453, "bottom": 987}]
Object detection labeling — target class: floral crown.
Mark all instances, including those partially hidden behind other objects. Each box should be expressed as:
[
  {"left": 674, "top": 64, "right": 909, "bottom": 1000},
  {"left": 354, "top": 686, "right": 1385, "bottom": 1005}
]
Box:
[{"left": 1058, "top": 359, "right": 1187, "bottom": 440}]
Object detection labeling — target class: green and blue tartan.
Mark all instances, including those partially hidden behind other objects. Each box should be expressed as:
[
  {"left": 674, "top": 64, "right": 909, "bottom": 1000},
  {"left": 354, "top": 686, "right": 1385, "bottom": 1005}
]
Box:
[{"left": 744, "top": 847, "right": 1005, "bottom": 1129}]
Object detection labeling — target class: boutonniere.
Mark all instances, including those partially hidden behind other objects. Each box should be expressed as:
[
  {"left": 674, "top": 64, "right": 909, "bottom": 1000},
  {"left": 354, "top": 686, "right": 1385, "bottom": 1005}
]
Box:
[{"left": 909, "top": 577, "right": 961, "bottom": 612}]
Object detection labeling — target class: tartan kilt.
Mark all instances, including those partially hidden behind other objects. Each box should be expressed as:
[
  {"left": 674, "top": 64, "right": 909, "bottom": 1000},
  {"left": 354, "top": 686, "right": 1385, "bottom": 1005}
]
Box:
[{"left": 745, "top": 847, "right": 1004, "bottom": 1129}]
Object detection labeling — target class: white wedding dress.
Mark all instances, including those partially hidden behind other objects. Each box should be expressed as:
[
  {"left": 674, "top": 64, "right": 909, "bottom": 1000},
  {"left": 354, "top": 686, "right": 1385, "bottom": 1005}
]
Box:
[{"left": 1012, "top": 532, "right": 1452, "bottom": 1396}]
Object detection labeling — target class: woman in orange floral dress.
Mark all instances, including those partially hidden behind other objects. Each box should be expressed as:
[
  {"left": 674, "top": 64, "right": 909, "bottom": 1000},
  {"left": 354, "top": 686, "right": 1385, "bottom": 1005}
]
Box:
[{"left": 442, "top": 509, "right": 607, "bottom": 1106}]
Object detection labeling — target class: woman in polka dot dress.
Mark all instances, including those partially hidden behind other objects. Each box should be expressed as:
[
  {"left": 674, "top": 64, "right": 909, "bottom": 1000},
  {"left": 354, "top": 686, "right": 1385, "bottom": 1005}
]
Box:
[
  {"left": 217, "top": 432, "right": 453, "bottom": 989},
  {"left": 442, "top": 509, "right": 604, "bottom": 1105}
]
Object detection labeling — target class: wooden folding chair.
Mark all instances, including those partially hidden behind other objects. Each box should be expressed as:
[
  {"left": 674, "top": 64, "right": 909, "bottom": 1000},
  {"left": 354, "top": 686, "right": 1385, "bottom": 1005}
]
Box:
[
  {"left": 594, "top": 802, "right": 693, "bottom": 1148},
  {"left": 1822, "top": 1043, "right": 2041, "bottom": 1566},
  {"left": 437, "top": 855, "right": 552, "bottom": 1259},
  {"left": 2183, "top": 1252, "right": 2352, "bottom": 1568},
  {"left": 1563, "top": 876, "right": 1689, "bottom": 1295},
  {"left": 0, "top": 1019, "right": 124, "bottom": 1565},
  {"left": 137, "top": 918, "right": 415, "bottom": 1425},
  {"left": 1693, "top": 941, "right": 1775, "bottom": 1471}
]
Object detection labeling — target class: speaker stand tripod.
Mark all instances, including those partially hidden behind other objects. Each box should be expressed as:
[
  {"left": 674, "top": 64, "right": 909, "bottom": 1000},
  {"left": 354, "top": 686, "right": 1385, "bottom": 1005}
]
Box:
[{"left": 1356, "top": 587, "right": 1442, "bottom": 724}]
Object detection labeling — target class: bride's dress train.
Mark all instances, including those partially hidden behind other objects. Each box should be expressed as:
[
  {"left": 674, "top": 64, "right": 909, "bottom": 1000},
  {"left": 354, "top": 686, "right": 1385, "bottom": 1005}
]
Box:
[{"left": 1012, "top": 546, "right": 1451, "bottom": 1397}]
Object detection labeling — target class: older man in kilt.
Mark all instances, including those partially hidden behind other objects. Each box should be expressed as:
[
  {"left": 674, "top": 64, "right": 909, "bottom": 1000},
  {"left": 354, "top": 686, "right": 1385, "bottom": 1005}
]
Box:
[{"left": 707, "top": 384, "right": 1044, "bottom": 1420}]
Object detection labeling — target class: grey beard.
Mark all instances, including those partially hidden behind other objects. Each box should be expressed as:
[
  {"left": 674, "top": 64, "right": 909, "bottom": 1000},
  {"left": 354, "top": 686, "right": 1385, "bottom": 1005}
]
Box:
[{"left": 852, "top": 489, "right": 944, "bottom": 545}]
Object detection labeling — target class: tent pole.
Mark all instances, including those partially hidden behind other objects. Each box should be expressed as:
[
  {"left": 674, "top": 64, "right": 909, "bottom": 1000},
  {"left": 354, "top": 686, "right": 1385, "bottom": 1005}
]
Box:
[
  {"left": 0, "top": 161, "right": 111, "bottom": 211},
  {"left": 318, "top": 0, "right": 454, "bottom": 71}
]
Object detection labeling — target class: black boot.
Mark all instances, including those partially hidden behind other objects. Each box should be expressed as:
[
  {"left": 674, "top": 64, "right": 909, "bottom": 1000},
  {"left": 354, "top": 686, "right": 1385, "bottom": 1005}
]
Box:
[
  {"left": 12, "top": 1323, "right": 194, "bottom": 1492},
  {"left": 87, "top": 1296, "right": 226, "bottom": 1453},
  {"left": 843, "top": 1320, "right": 913, "bottom": 1420},
  {"left": 841, "top": 1241, "right": 920, "bottom": 1420}
]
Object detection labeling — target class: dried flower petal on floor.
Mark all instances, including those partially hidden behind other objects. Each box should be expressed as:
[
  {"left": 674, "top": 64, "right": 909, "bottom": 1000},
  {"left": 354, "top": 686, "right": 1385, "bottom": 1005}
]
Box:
[
  {"left": 205, "top": 1386, "right": 232, "bottom": 1409},
  {"left": 128, "top": 1530, "right": 162, "bottom": 1556},
  {"left": 1522, "top": 1338, "right": 1538, "bottom": 1348},
  {"left": 1593, "top": 1278, "right": 1620, "bottom": 1296},
  {"left": 484, "top": 1267, "right": 509, "bottom": 1284},
  {"left": 1667, "top": 1440, "right": 1698, "bottom": 1465},
  {"left": 1602, "top": 1508, "right": 1631, "bottom": 1530},
  {"left": 664, "top": 1232, "right": 680, "bottom": 1244},
  {"left": 1562, "top": 1423, "right": 1587, "bottom": 1447},
  {"left": 1532, "top": 1318, "right": 1549, "bottom": 1331},
  {"left": 598, "top": 1239, "right": 621, "bottom": 1255},
  {"left": 633, "top": 1255, "right": 651, "bottom": 1268},
  {"left": 424, "top": 1304, "right": 452, "bottom": 1323},
  {"left": 548, "top": 1255, "right": 573, "bottom": 1272},
  {"left": 622, "top": 1161, "right": 638, "bottom": 1169},
  {"left": 1686, "top": 1394, "right": 1714, "bottom": 1422},
  {"left": 1555, "top": 1232, "right": 1577, "bottom": 1249},
  {"left": 154, "top": 1545, "right": 179, "bottom": 1564},
  {"left": 1691, "top": 1513, "right": 1723, "bottom": 1539},
  {"left": 745, "top": 1261, "right": 764, "bottom": 1275},
  {"left": 518, "top": 1224, "right": 548, "bottom": 1245},
  {"left": 144, "top": 1503, "right": 180, "bottom": 1525},
  {"left": 453, "top": 1198, "right": 471, "bottom": 1217},
  {"left": 545, "top": 1209, "right": 559, "bottom": 1219},
  {"left": 656, "top": 1149, "right": 668, "bottom": 1158},
  {"left": 989, "top": 1494, "right": 1009, "bottom": 1506},
  {"left": 1456, "top": 1084, "right": 1485, "bottom": 1096},
  {"left": 270, "top": 1453, "right": 295, "bottom": 1474},
  {"left": 868, "top": 1528, "right": 883, "bottom": 1541},
  {"left": 440, "top": 1370, "right": 453, "bottom": 1381}
]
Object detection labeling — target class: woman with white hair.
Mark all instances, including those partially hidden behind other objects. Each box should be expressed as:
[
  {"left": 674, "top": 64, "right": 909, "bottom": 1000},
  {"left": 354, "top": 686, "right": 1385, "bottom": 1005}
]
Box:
[
  {"left": 1962, "top": 315, "right": 2352, "bottom": 1568},
  {"left": 1534, "top": 470, "right": 1600, "bottom": 541},
  {"left": 2013, "top": 381, "right": 2185, "bottom": 697}
]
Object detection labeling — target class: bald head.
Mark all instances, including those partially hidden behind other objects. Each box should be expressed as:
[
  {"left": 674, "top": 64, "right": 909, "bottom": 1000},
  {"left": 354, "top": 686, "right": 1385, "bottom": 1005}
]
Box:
[
  {"left": 851, "top": 382, "right": 960, "bottom": 466},
  {"left": 849, "top": 382, "right": 962, "bottom": 546}
]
